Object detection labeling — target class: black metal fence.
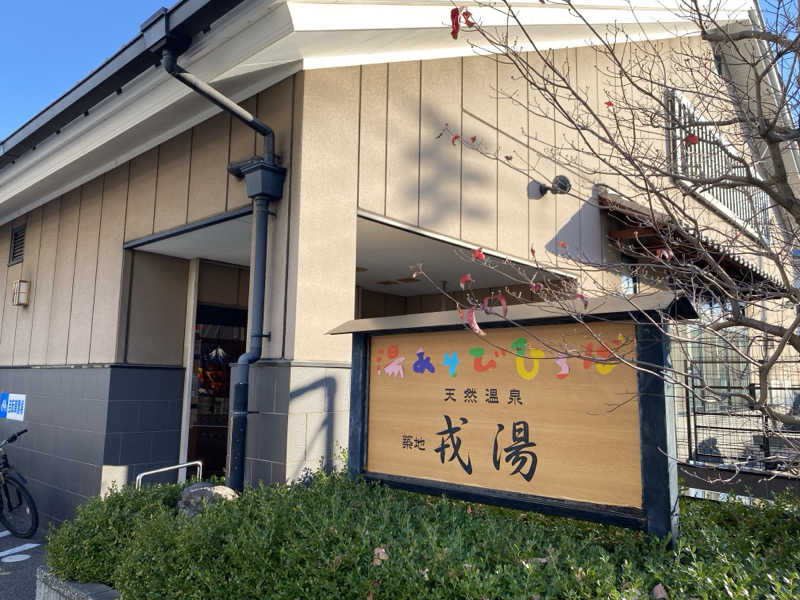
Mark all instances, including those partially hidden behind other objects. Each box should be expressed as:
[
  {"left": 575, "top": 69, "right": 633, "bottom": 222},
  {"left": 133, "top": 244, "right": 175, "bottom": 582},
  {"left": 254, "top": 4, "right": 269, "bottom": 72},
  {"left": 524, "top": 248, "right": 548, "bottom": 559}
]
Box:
[{"left": 673, "top": 349, "right": 800, "bottom": 476}]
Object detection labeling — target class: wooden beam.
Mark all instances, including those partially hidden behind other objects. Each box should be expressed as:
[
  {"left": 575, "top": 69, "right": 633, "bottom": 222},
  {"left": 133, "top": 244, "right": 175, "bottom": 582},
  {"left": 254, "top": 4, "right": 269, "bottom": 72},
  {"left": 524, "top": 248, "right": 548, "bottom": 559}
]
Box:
[{"left": 608, "top": 227, "right": 660, "bottom": 241}]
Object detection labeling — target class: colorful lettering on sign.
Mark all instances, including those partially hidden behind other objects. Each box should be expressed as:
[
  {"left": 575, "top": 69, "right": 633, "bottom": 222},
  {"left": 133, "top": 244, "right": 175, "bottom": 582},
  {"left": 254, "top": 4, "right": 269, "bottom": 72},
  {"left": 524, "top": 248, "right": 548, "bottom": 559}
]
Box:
[
  {"left": 492, "top": 421, "right": 538, "bottom": 481},
  {"left": 376, "top": 337, "right": 626, "bottom": 382},
  {"left": 442, "top": 351, "right": 460, "bottom": 377},
  {"left": 469, "top": 347, "right": 496, "bottom": 372},
  {"left": 510, "top": 338, "right": 545, "bottom": 380},
  {"left": 383, "top": 356, "right": 405, "bottom": 378},
  {"left": 413, "top": 347, "right": 436, "bottom": 374},
  {"left": 376, "top": 345, "right": 397, "bottom": 372},
  {"left": 555, "top": 353, "right": 570, "bottom": 379},
  {"left": 376, "top": 344, "right": 404, "bottom": 377},
  {"left": 434, "top": 415, "right": 473, "bottom": 475},
  {"left": 583, "top": 342, "right": 619, "bottom": 375}
]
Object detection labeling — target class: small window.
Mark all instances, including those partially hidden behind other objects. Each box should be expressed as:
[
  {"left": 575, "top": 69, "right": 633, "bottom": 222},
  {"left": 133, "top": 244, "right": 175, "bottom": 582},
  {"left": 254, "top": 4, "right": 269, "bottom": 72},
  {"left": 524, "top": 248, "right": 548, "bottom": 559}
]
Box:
[
  {"left": 668, "top": 90, "right": 771, "bottom": 244},
  {"left": 620, "top": 254, "right": 639, "bottom": 296},
  {"left": 8, "top": 225, "right": 25, "bottom": 266}
]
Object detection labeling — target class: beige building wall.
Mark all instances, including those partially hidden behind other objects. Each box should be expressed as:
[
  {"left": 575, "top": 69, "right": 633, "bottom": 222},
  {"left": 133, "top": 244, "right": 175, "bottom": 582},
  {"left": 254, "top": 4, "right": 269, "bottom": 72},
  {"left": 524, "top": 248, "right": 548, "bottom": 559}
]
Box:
[
  {"left": 4, "top": 39, "right": 780, "bottom": 370},
  {"left": 0, "top": 76, "right": 296, "bottom": 368},
  {"left": 125, "top": 251, "right": 189, "bottom": 366},
  {"left": 353, "top": 52, "right": 609, "bottom": 268},
  {"left": 246, "top": 67, "right": 359, "bottom": 482}
]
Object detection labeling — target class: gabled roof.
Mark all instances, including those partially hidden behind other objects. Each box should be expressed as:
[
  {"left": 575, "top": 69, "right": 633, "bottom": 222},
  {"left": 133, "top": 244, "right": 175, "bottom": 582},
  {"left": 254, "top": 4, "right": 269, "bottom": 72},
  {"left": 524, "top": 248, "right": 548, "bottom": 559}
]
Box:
[
  {"left": 0, "top": 0, "right": 753, "bottom": 225},
  {"left": 0, "top": 0, "right": 247, "bottom": 173}
]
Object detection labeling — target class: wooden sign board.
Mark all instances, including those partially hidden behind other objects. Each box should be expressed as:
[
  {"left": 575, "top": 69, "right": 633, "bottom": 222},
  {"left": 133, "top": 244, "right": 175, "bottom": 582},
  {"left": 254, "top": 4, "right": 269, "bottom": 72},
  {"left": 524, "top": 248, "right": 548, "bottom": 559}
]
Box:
[
  {"left": 345, "top": 316, "right": 679, "bottom": 538},
  {"left": 366, "top": 321, "right": 640, "bottom": 507}
]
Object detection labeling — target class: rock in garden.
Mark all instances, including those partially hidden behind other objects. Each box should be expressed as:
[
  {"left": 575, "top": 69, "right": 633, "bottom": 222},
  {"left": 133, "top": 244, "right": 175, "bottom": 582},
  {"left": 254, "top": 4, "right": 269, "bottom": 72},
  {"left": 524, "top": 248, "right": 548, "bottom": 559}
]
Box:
[
  {"left": 652, "top": 583, "right": 669, "bottom": 599},
  {"left": 177, "top": 482, "right": 238, "bottom": 517}
]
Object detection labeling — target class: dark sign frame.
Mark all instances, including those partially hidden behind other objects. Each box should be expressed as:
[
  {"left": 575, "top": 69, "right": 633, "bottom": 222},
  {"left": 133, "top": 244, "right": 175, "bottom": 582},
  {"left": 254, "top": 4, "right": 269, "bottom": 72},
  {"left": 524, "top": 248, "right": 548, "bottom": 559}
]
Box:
[{"left": 343, "top": 301, "right": 688, "bottom": 539}]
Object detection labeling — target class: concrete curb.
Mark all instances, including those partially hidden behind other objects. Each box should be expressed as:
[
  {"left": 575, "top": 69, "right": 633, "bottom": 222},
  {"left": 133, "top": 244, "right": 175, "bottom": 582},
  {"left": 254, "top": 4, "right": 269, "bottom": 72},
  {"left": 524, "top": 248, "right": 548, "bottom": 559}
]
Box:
[{"left": 35, "top": 567, "right": 119, "bottom": 600}]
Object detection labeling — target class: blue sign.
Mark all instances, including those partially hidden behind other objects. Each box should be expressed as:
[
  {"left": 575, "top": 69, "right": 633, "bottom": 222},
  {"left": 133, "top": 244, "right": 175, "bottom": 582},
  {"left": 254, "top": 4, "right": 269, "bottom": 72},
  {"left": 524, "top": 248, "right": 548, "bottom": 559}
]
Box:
[{"left": 0, "top": 393, "right": 25, "bottom": 421}]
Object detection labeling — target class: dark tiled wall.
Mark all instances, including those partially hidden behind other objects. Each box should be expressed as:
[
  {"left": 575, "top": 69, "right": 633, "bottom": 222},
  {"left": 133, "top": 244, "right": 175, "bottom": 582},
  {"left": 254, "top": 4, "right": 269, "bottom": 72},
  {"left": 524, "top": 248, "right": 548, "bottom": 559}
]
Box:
[
  {"left": 0, "top": 367, "right": 111, "bottom": 523},
  {"left": 0, "top": 365, "right": 184, "bottom": 525},
  {"left": 105, "top": 366, "right": 183, "bottom": 485}
]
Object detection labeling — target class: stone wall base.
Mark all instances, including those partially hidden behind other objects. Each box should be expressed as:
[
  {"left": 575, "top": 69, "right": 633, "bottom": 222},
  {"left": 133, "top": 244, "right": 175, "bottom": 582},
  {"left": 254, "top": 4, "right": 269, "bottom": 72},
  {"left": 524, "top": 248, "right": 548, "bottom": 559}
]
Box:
[{"left": 35, "top": 567, "right": 119, "bottom": 600}]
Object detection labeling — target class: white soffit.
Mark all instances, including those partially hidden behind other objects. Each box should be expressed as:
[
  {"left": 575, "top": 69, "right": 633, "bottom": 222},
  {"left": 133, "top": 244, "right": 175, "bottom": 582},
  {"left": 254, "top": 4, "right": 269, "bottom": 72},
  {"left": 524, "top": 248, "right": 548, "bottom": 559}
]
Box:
[
  {"left": 136, "top": 215, "right": 252, "bottom": 266},
  {"left": 223, "top": 0, "right": 749, "bottom": 75},
  {"left": 356, "top": 216, "right": 561, "bottom": 297}
]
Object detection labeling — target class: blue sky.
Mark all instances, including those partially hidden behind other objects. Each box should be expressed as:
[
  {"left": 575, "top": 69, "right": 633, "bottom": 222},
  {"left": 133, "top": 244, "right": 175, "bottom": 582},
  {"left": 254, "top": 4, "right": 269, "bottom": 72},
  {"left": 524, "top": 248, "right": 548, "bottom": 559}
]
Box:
[{"left": 0, "top": 2, "right": 169, "bottom": 140}]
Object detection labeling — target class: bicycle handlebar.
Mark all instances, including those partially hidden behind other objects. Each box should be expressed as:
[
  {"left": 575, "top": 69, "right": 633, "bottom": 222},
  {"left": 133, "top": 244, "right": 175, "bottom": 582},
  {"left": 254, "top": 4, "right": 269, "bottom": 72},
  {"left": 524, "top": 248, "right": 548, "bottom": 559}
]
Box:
[{"left": 0, "top": 429, "right": 27, "bottom": 448}]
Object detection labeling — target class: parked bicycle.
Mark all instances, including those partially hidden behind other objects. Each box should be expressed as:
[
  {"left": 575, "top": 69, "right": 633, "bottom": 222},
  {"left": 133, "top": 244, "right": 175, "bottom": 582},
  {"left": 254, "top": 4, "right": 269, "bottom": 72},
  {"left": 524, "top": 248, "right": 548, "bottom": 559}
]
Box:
[{"left": 0, "top": 429, "right": 38, "bottom": 538}]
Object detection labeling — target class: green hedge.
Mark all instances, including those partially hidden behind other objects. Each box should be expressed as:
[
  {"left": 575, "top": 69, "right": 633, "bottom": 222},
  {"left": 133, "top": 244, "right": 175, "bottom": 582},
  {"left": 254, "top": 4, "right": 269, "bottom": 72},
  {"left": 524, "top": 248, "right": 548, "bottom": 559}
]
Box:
[
  {"left": 46, "top": 483, "right": 183, "bottom": 584},
  {"left": 47, "top": 473, "right": 800, "bottom": 599}
]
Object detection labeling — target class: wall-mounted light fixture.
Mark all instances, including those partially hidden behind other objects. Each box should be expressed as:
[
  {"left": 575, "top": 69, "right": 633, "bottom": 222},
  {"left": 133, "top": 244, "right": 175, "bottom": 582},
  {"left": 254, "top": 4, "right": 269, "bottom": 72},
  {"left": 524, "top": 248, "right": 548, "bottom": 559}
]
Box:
[
  {"left": 527, "top": 175, "right": 572, "bottom": 199},
  {"left": 11, "top": 280, "right": 30, "bottom": 306}
]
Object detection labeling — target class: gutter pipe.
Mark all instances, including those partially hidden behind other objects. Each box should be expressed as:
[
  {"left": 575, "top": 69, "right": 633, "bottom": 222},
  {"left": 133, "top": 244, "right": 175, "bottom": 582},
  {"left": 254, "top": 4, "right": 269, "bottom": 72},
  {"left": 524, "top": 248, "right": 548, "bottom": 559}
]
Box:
[
  {"left": 1, "top": 0, "right": 248, "bottom": 170},
  {"left": 162, "top": 49, "right": 276, "bottom": 165},
  {"left": 147, "top": 10, "right": 286, "bottom": 491},
  {"left": 225, "top": 186, "right": 275, "bottom": 492}
]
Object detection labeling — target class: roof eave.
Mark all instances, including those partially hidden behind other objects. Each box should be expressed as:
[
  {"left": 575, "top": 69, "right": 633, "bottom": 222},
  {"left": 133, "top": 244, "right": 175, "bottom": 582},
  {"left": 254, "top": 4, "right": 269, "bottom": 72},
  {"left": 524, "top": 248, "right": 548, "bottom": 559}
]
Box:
[{"left": 0, "top": 0, "right": 247, "bottom": 171}]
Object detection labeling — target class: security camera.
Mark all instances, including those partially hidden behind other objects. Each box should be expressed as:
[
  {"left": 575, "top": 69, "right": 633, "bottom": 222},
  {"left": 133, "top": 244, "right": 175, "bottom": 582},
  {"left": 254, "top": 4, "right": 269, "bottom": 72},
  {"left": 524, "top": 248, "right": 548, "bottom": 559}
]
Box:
[
  {"left": 530, "top": 175, "right": 572, "bottom": 199},
  {"left": 549, "top": 175, "right": 571, "bottom": 194}
]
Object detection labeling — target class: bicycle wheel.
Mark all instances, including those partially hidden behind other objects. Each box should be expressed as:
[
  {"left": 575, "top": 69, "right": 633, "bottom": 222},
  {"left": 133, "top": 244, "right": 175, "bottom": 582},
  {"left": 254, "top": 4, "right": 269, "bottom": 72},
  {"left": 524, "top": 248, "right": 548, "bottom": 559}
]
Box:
[{"left": 0, "top": 475, "right": 38, "bottom": 538}]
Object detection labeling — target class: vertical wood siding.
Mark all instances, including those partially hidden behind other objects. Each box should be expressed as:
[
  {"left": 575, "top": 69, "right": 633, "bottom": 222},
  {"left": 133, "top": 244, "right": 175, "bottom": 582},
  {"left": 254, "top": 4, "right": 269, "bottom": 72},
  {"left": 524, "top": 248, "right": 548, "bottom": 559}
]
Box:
[
  {"left": 46, "top": 190, "right": 80, "bottom": 365},
  {"left": 352, "top": 52, "right": 619, "bottom": 265},
  {"left": 0, "top": 76, "right": 296, "bottom": 367}
]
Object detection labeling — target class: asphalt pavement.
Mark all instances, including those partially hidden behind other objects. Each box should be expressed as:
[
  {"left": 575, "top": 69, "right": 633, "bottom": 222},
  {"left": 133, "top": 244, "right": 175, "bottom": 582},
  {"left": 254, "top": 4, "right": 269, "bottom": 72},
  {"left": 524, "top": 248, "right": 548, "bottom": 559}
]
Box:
[{"left": 0, "top": 525, "right": 47, "bottom": 600}]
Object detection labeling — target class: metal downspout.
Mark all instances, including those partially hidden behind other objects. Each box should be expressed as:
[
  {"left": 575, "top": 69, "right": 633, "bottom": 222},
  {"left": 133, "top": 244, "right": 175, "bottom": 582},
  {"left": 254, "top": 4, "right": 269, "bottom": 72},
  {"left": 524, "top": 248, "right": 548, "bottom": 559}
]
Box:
[
  {"left": 151, "top": 34, "right": 286, "bottom": 491},
  {"left": 228, "top": 195, "right": 270, "bottom": 491}
]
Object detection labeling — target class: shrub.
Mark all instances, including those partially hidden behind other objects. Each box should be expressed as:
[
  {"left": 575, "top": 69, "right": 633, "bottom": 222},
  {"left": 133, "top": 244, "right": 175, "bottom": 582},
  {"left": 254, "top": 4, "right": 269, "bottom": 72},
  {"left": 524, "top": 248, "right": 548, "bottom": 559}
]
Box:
[
  {"left": 113, "top": 486, "right": 282, "bottom": 600},
  {"left": 47, "top": 472, "right": 800, "bottom": 599},
  {"left": 46, "top": 483, "right": 183, "bottom": 584}
]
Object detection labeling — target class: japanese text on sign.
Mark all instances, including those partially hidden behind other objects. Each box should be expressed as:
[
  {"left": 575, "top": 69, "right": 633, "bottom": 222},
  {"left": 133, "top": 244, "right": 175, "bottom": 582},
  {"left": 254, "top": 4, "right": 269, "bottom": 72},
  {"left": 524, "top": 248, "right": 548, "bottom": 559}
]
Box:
[
  {"left": 365, "top": 322, "right": 643, "bottom": 508},
  {"left": 0, "top": 393, "right": 26, "bottom": 422}
]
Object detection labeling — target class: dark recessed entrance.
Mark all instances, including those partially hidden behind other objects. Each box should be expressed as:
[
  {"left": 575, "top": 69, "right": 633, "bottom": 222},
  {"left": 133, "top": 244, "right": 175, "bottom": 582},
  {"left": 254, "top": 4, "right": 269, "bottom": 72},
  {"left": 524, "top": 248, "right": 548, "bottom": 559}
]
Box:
[
  {"left": 130, "top": 214, "right": 253, "bottom": 481},
  {"left": 189, "top": 305, "right": 246, "bottom": 477},
  {"left": 188, "top": 261, "right": 250, "bottom": 478}
]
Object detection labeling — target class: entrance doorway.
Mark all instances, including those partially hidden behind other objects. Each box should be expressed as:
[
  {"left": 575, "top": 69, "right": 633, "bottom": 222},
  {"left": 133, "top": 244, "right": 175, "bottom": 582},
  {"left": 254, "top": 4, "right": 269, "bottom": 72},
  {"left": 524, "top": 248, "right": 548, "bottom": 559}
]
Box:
[
  {"left": 189, "top": 302, "right": 247, "bottom": 476},
  {"left": 129, "top": 212, "right": 253, "bottom": 480},
  {"left": 188, "top": 261, "right": 250, "bottom": 478}
]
